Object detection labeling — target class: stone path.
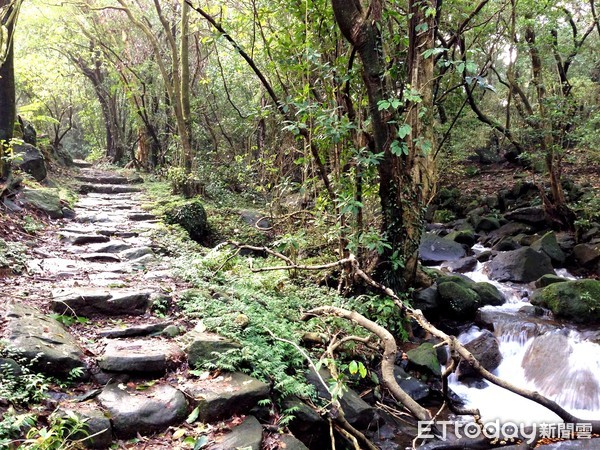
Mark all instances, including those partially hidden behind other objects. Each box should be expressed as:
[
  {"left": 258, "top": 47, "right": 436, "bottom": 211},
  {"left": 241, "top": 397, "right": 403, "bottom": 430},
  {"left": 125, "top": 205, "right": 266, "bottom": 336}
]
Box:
[{"left": 2, "top": 167, "right": 299, "bottom": 449}]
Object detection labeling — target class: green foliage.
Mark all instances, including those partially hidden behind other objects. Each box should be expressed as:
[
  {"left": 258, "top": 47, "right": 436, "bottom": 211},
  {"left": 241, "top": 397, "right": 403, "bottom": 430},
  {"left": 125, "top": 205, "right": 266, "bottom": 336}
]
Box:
[
  {"left": 0, "top": 238, "right": 28, "bottom": 275},
  {"left": 344, "top": 295, "right": 410, "bottom": 338},
  {"left": 22, "top": 215, "right": 44, "bottom": 235},
  {"left": 48, "top": 314, "right": 89, "bottom": 327},
  {"left": 22, "top": 411, "right": 89, "bottom": 450}
]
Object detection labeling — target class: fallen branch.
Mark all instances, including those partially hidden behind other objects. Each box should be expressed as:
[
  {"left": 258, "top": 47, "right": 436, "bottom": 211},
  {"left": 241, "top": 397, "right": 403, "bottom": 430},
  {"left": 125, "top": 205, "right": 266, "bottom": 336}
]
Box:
[
  {"left": 303, "top": 306, "right": 432, "bottom": 422},
  {"left": 226, "top": 243, "right": 600, "bottom": 434}
]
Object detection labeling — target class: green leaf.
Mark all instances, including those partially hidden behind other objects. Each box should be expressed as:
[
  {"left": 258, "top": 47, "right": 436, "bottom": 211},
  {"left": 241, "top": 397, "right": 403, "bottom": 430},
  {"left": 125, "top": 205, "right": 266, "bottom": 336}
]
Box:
[
  {"left": 377, "top": 100, "right": 391, "bottom": 111},
  {"left": 348, "top": 360, "right": 358, "bottom": 375},
  {"left": 358, "top": 362, "right": 367, "bottom": 378},
  {"left": 425, "top": 6, "right": 437, "bottom": 17},
  {"left": 186, "top": 406, "right": 200, "bottom": 424},
  {"left": 457, "top": 62, "right": 465, "bottom": 74},
  {"left": 466, "top": 61, "right": 478, "bottom": 74},
  {"left": 397, "top": 124, "right": 412, "bottom": 139},
  {"left": 194, "top": 436, "right": 209, "bottom": 450}
]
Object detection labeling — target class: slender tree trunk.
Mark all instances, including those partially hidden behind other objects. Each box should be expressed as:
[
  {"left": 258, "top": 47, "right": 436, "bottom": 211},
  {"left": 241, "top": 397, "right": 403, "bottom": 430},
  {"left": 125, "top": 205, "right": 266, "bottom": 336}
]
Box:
[
  {"left": 0, "top": 0, "right": 17, "bottom": 179},
  {"left": 524, "top": 22, "right": 574, "bottom": 229},
  {"left": 180, "top": 0, "right": 193, "bottom": 172}
]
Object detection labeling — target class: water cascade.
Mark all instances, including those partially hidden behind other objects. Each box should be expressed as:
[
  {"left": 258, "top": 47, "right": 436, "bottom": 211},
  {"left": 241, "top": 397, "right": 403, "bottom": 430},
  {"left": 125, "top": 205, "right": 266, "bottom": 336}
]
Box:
[{"left": 446, "top": 251, "right": 600, "bottom": 425}]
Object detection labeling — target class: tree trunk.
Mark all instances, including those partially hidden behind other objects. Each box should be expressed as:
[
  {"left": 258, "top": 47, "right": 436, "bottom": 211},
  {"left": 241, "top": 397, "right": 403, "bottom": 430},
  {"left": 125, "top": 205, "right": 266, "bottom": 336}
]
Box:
[
  {"left": 332, "top": 0, "right": 437, "bottom": 291},
  {"left": 0, "top": 0, "right": 17, "bottom": 179}
]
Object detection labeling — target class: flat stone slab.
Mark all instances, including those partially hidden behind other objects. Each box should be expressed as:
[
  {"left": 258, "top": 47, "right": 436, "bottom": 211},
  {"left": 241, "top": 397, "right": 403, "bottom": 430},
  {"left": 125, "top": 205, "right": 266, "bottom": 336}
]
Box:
[
  {"left": 98, "top": 383, "right": 188, "bottom": 438},
  {"left": 99, "top": 322, "right": 175, "bottom": 338},
  {"left": 128, "top": 213, "right": 156, "bottom": 221},
  {"left": 51, "top": 289, "right": 151, "bottom": 316},
  {"left": 98, "top": 339, "right": 184, "bottom": 373},
  {"left": 209, "top": 415, "right": 262, "bottom": 450},
  {"left": 183, "top": 330, "right": 242, "bottom": 368},
  {"left": 88, "top": 241, "right": 132, "bottom": 254},
  {"left": 4, "top": 303, "right": 87, "bottom": 378},
  {"left": 119, "top": 247, "right": 154, "bottom": 260},
  {"left": 79, "top": 184, "right": 142, "bottom": 194},
  {"left": 76, "top": 175, "right": 143, "bottom": 185},
  {"left": 73, "top": 159, "right": 93, "bottom": 168},
  {"left": 181, "top": 372, "right": 270, "bottom": 422},
  {"left": 59, "top": 232, "right": 110, "bottom": 245},
  {"left": 80, "top": 253, "right": 122, "bottom": 263}
]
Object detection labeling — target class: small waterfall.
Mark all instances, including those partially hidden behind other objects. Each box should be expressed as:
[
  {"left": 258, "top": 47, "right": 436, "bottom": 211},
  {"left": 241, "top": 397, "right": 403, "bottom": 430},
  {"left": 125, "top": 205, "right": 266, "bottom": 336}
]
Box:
[{"left": 447, "top": 257, "right": 600, "bottom": 423}]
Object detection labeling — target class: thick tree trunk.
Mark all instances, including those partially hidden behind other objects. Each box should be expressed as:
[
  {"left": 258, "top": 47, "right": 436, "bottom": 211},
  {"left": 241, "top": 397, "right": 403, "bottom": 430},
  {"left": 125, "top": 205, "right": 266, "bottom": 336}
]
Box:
[
  {"left": 0, "top": 0, "right": 17, "bottom": 179},
  {"left": 332, "top": 0, "right": 437, "bottom": 290}
]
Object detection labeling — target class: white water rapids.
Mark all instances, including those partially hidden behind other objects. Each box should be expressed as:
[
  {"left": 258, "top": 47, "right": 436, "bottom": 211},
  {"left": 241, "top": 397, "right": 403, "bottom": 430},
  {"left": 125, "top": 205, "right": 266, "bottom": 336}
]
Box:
[{"left": 446, "top": 250, "right": 600, "bottom": 425}]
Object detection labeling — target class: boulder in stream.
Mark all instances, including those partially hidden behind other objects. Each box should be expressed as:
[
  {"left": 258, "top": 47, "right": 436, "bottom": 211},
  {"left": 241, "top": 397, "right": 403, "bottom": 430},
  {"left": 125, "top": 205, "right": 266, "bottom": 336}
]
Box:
[
  {"left": 456, "top": 330, "right": 502, "bottom": 380},
  {"left": 530, "top": 279, "right": 600, "bottom": 324},
  {"left": 419, "top": 233, "right": 467, "bottom": 265},
  {"left": 488, "top": 247, "right": 554, "bottom": 283}
]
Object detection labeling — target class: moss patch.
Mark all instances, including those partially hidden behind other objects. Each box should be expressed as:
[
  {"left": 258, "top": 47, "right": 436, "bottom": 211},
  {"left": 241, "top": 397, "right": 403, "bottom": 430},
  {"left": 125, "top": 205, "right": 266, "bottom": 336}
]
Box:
[{"left": 531, "top": 280, "right": 600, "bottom": 324}]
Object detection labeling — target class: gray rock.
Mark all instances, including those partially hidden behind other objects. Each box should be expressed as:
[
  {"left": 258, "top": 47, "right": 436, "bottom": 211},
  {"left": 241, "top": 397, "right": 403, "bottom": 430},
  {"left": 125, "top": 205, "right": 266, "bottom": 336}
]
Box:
[
  {"left": 119, "top": 247, "right": 153, "bottom": 260},
  {"left": 12, "top": 143, "right": 47, "bottom": 181},
  {"left": 58, "top": 232, "right": 110, "bottom": 245},
  {"left": 306, "top": 368, "right": 377, "bottom": 429},
  {"left": 20, "top": 188, "right": 62, "bottom": 219},
  {"left": 99, "top": 322, "right": 174, "bottom": 338},
  {"left": 457, "top": 330, "right": 502, "bottom": 380},
  {"left": 505, "top": 207, "right": 548, "bottom": 227},
  {"left": 488, "top": 247, "right": 555, "bottom": 283},
  {"left": 55, "top": 404, "right": 112, "bottom": 449},
  {"left": 79, "top": 184, "right": 141, "bottom": 194},
  {"left": 88, "top": 241, "right": 132, "bottom": 253},
  {"left": 279, "top": 434, "right": 309, "bottom": 450},
  {"left": 76, "top": 175, "right": 141, "bottom": 185},
  {"left": 485, "top": 222, "right": 534, "bottom": 246},
  {"left": 445, "top": 229, "right": 476, "bottom": 247},
  {"left": 393, "top": 366, "right": 430, "bottom": 401},
  {"left": 406, "top": 342, "right": 441, "bottom": 376},
  {"left": 80, "top": 253, "right": 122, "bottom": 263},
  {"left": 183, "top": 372, "right": 270, "bottom": 422},
  {"left": 4, "top": 303, "right": 86, "bottom": 378},
  {"left": 128, "top": 213, "right": 156, "bottom": 221},
  {"left": 419, "top": 233, "right": 467, "bottom": 265},
  {"left": 73, "top": 160, "right": 93, "bottom": 168},
  {"left": 51, "top": 289, "right": 150, "bottom": 316},
  {"left": 208, "top": 415, "right": 262, "bottom": 450},
  {"left": 0, "top": 358, "right": 23, "bottom": 377},
  {"left": 531, "top": 231, "right": 566, "bottom": 265},
  {"left": 412, "top": 286, "right": 441, "bottom": 317},
  {"left": 475, "top": 216, "right": 501, "bottom": 232},
  {"left": 534, "top": 274, "right": 569, "bottom": 288},
  {"left": 184, "top": 331, "right": 241, "bottom": 368},
  {"left": 442, "top": 256, "right": 478, "bottom": 273},
  {"left": 98, "top": 383, "right": 188, "bottom": 438},
  {"left": 98, "top": 339, "right": 184, "bottom": 373},
  {"left": 572, "top": 243, "right": 600, "bottom": 268}
]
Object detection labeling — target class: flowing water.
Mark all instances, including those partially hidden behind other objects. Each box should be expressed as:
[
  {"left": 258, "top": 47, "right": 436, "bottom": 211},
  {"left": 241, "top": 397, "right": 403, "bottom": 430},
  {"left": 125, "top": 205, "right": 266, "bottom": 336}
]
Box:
[{"left": 446, "top": 249, "right": 600, "bottom": 425}]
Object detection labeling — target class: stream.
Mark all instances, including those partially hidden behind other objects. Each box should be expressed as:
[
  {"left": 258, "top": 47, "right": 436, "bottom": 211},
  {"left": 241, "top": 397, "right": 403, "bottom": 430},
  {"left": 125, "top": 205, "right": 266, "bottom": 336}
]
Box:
[{"left": 446, "top": 245, "right": 600, "bottom": 426}]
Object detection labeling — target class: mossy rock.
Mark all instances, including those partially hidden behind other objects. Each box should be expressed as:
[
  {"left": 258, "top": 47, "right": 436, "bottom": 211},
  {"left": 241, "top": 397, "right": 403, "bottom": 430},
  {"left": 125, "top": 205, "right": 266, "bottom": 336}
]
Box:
[
  {"left": 471, "top": 282, "right": 504, "bottom": 306},
  {"left": 446, "top": 229, "right": 476, "bottom": 247},
  {"left": 530, "top": 280, "right": 600, "bottom": 324},
  {"left": 534, "top": 274, "right": 569, "bottom": 288},
  {"left": 20, "top": 187, "right": 63, "bottom": 219},
  {"left": 437, "top": 280, "right": 480, "bottom": 318},
  {"left": 530, "top": 231, "right": 566, "bottom": 265},
  {"left": 436, "top": 276, "right": 504, "bottom": 318},
  {"left": 406, "top": 342, "right": 441, "bottom": 376},
  {"left": 164, "top": 201, "right": 208, "bottom": 242}
]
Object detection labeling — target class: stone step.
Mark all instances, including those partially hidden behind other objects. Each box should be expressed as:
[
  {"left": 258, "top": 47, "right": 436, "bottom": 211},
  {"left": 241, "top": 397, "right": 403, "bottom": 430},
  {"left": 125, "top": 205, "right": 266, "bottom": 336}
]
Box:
[
  {"left": 73, "top": 159, "right": 93, "bottom": 168},
  {"left": 76, "top": 175, "right": 143, "bottom": 185},
  {"left": 99, "top": 321, "right": 176, "bottom": 338},
  {"left": 181, "top": 372, "right": 269, "bottom": 422},
  {"left": 98, "top": 339, "right": 184, "bottom": 373},
  {"left": 128, "top": 212, "right": 156, "bottom": 221},
  {"left": 79, "top": 184, "right": 142, "bottom": 195},
  {"left": 58, "top": 231, "right": 111, "bottom": 245},
  {"left": 209, "top": 415, "right": 263, "bottom": 450},
  {"left": 80, "top": 253, "right": 122, "bottom": 263},
  {"left": 51, "top": 288, "right": 151, "bottom": 316},
  {"left": 97, "top": 383, "right": 188, "bottom": 438},
  {"left": 4, "top": 303, "right": 87, "bottom": 378}
]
